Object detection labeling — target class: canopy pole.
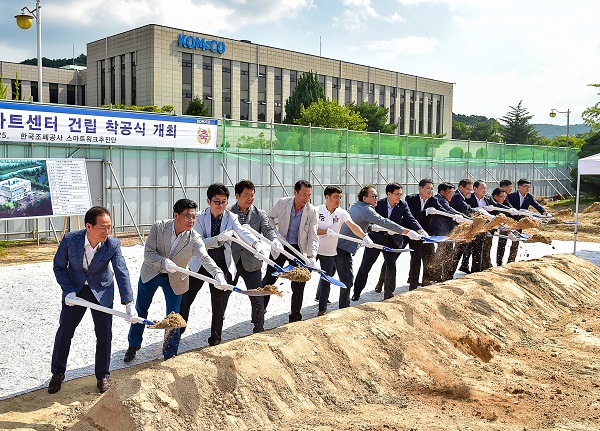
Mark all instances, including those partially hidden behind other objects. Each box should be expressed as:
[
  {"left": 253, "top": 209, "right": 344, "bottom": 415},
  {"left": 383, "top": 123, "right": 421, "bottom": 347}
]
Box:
[{"left": 573, "top": 172, "right": 581, "bottom": 254}]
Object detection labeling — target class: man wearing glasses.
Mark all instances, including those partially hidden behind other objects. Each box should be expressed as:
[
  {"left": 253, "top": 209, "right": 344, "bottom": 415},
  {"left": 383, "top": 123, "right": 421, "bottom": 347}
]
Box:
[
  {"left": 337, "top": 185, "right": 420, "bottom": 304},
  {"left": 180, "top": 183, "right": 259, "bottom": 346},
  {"left": 125, "top": 198, "right": 225, "bottom": 362}
]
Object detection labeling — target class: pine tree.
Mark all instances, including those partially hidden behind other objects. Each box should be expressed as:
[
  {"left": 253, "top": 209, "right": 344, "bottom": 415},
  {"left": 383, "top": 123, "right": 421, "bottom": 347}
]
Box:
[
  {"left": 185, "top": 96, "right": 210, "bottom": 117},
  {"left": 499, "top": 100, "right": 538, "bottom": 145},
  {"left": 283, "top": 71, "right": 325, "bottom": 124}
]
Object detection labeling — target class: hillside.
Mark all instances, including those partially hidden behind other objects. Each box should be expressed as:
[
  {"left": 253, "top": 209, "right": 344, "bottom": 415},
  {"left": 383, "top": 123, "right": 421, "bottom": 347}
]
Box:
[{"left": 533, "top": 123, "right": 590, "bottom": 139}]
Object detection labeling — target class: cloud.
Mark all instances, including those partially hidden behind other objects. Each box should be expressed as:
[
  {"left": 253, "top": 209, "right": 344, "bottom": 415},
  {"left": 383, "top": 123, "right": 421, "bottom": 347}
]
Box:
[
  {"left": 356, "top": 36, "right": 439, "bottom": 56},
  {"left": 333, "top": 0, "right": 379, "bottom": 29},
  {"left": 383, "top": 12, "right": 405, "bottom": 23}
]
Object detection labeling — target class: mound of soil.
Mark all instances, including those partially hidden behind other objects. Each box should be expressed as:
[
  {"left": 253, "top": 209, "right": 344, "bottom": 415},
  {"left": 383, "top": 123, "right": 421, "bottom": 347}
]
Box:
[{"left": 65, "top": 254, "right": 600, "bottom": 431}]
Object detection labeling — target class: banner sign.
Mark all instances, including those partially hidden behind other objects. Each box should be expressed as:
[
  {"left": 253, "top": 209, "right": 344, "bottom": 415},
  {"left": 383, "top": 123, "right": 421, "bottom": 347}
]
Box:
[
  {"left": 0, "top": 101, "right": 219, "bottom": 150},
  {"left": 0, "top": 158, "right": 92, "bottom": 221}
]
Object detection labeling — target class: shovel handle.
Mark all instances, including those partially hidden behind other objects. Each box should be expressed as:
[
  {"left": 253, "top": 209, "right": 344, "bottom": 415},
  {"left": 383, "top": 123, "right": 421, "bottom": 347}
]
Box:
[
  {"left": 170, "top": 264, "right": 273, "bottom": 296},
  {"left": 276, "top": 233, "right": 310, "bottom": 265},
  {"left": 65, "top": 296, "right": 154, "bottom": 325},
  {"left": 244, "top": 225, "right": 298, "bottom": 262}
]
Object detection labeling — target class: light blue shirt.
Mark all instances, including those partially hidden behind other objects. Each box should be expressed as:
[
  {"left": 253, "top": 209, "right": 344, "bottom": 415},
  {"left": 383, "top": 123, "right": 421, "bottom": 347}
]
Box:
[{"left": 287, "top": 205, "right": 304, "bottom": 245}]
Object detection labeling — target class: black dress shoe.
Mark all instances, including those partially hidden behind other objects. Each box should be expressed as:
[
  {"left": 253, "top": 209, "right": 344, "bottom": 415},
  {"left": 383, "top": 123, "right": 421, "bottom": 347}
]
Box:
[
  {"left": 208, "top": 336, "right": 221, "bottom": 346},
  {"left": 351, "top": 294, "right": 360, "bottom": 301},
  {"left": 458, "top": 266, "right": 471, "bottom": 274},
  {"left": 48, "top": 373, "right": 64, "bottom": 394},
  {"left": 97, "top": 378, "right": 110, "bottom": 393},
  {"left": 124, "top": 346, "right": 139, "bottom": 363}
]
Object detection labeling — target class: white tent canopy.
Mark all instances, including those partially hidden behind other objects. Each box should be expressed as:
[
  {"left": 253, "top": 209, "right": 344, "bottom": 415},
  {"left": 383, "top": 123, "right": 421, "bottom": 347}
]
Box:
[{"left": 574, "top": 152, "right": 600, "bottom": 252}]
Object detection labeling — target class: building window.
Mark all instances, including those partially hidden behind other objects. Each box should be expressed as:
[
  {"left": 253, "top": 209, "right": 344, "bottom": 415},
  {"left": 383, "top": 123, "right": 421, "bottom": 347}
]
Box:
[
  {"left": 131, "top": 51, "right": 136, "bottom": 106},
  {"left": 202, "top": 56, "right": 213, "bottom": 116},
  {"left": 409, "top": 90, "right": 415, "bottom": 135},
  {"left": 79, "top": 85, "right": 86, "bottom": 106},
  {"left": 240, "top": 62, "right": 249, "bottom": 120},
  {"left": 379, "top": 85, "right": 385, "bottom": 107},
  {"left": 182, "top": 52, "right": 193, "bottom": 113},
  {"left": 290, "top": 70, "right": 297, "bottom": 94},
  {"left": 49, "top": 83, "right": 58, "bottom": 104},
  {"left": 345, "top": 79, "right": 351, "bottom": 104},
  {"left": 427, "top": 93, "right": 433, "bottom": 134},
  {"left": 100, "top": 59, "right": 106, "bottom": 105},
  {"left": 67, "top": 85, "right": 76, "bottom": 105},
  {"left": 258, "top": 65, "right": 266, "bottom": 122},
  {"left": 110, "top": 57, "right": 116, "bottom": 105},
  {"left": 357, "top": 81, "right": 363, "bottom": 103},
  {"left": 30, "top": 82, "right": 38, "bottom": 102},
  {"left": 399, "top": 89, "right": 405, "bottom": 135},
  {"left": 319, "top": 74, "right": 325, "bottom": 92},
  {"left": 274, "top": 67, "right": 282, "bottom": 123},
  {"left": 436, "top": 95, "right": 443, "bottom": 135},
  {"left": 120, "top": 54, "right": 125, "bottom": 104},
  {"left": 418, "top": 91, "right": 424, "bottom": 134},
  {"left": 389, "top": 87, "right": 396, "bottom": 126},
  {"left": 331, "top": 77, "right": 339, "bottom": 101},
  {"left": 222, "top": 59, "right": 231, "bottom": 119},
  {"left": 368, "top": 83, "right": 375, "bottom": 104}
]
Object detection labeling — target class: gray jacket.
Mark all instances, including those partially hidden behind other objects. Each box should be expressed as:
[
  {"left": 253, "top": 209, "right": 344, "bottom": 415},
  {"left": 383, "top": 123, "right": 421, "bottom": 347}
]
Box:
[
  {"left": 139, "top": 219, "right": 223, "bottom": 295},
  {"left": 268, "top": 196, "right": 319, "bottom": 258},
  {"left": 230, "top": 203, "right": 278, "bottom": 272}
]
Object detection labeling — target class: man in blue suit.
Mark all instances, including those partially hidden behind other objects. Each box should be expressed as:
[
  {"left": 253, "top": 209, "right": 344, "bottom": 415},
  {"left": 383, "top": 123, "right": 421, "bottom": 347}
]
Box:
[
  {"left": 50, "top": 206, "right": 134, "bottom": 394},
  {"left": 466, "top": 180, "right": 494, "bottom": 272}
]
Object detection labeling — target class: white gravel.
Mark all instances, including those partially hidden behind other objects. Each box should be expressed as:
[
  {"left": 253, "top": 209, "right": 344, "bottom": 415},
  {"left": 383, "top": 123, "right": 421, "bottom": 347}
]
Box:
[{"left": 1, "top": 238, "right": 599, "bottom": 400}]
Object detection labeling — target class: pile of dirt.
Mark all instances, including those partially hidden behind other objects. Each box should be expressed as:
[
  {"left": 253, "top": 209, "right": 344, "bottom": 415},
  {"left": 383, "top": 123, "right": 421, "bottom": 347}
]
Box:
[
  {"left": 582, "top": 202, "right": 600, "bottom": 213},
  {"left": 66, "top": 254, "right": 600, "bottom": 431}
]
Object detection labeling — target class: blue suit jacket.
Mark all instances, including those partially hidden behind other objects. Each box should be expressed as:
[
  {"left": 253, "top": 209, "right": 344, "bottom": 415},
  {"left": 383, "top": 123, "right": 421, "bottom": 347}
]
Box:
[
  {"left": 53, "top": 230, "right": 133, "bottom": 308},
  {"left": 434, "top": 193, "right": 462, "bottom": 235},
  {"left": 506, "top": 191, "right": 546, "bottom": 214},
  {"left": 449, "top": 190, "right": 475, "bottom": 216},
  {"left": 369, "top": 198, "right": 421, "bottom": 248},
  {"left": 405, "top": 193, "right": 444, "bottom": 234}
]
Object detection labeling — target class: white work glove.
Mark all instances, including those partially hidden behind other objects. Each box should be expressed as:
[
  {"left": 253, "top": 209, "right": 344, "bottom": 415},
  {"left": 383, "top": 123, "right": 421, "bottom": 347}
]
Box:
[
  {"left": 308, "top": 257, "right": 318, "bottom": 268},
  {"left": 483, "top": 205, "right": 496, "bottom": 212},
  {"left": 362, "top": 235, "right": 376, "bottom": 248},
  {"left": 369, "top": 224, "right": 386, "bottom": 232},
  {"left": 164, "top": 258, "right": 178, "bottom": 273},
  {"left": 453, "top": 214, "right": 471, "bottom": 224},
  {"left": 125, "top": 302, "right": 137, "bottom": 323},
  {"left": 509, "top": 208, "right": 521, "bottom": 216},
  {"left": 425, "top": 207, "right": 436, "bottom": 216},
  {"left": 270, "top": 238, "right": 284, "bottom": 253},
  {"left": 406, "top": 230, "right": 421, "bottom": 241},
  {"left": 474, "top": 207, "right": 491, "bottom": 217},
  {"left": 217, "top": 230, "right": 234, "bottom": 242},
  {"left": 545, "top": 212, "right": 552, "bottom": 218},
  {"left": 213, "top": 272, "right": 228, "bottom": 291},
  {"left": 508, "top": 232, "right": 518, "bottom": 242},
  {"left": 65, "top": 292, "right": 77, "bottom": 306}
]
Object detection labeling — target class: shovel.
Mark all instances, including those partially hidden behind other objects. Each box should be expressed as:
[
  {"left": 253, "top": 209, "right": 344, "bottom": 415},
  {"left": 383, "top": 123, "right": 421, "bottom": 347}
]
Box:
[
  {"left": 169, "top": 263, "right": 276, "bottom": 296},
  {"left": 326, "top": 229, "right": 414, "bottom": 252},
  {"left": 274, "top": 233, "right": 347, "bottom": 289},
  {"left": 65, "top": 295, "right": 174, "bottom": 328}
]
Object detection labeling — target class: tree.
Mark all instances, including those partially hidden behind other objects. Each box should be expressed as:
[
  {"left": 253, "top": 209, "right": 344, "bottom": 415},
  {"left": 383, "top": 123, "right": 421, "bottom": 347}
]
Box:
[
  {"left": 470, "top": 119, "right": 502, "bottom": 142},
  {"left": 101, "top": 104, "right": 174, "bottom": 114},
  {"left": 297, "top": 99, "right": 366, "bottom": 130},
  {"left": 346, "top": 102, "right": 397, "bottom": 133},
  {"left": 582, "top": 83, "right": 600, "bottom": 131},
  {"left": 570, "top": 131, "right": 600, "bottom": 197},
  {"left": 283, "top": 71, "right": 325, "bottom": 124},
  {"left": 499, "top": 100, "right": 538, "bottom": 145},
  {"left": 452, "top": 120, "right": 470, "bottom": 140},
  {"left": 0, "top": 74, "right": 7, "bottom": 99},
  {"left": 185, "top": 96, "right": 210, "bottom": 117},
  {"left": 21, "top": 54, "right": 87, "bottom": 68}
]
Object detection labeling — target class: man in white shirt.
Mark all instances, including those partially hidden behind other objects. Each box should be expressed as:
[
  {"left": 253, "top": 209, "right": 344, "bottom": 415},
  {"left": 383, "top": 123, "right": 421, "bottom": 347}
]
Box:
[{"left": 315, "top": 185, "right": 371, "bottom": 315}]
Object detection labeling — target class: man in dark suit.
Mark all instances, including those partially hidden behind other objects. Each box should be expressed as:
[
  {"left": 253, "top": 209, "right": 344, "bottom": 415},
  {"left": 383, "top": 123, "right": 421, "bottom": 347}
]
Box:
[
  {"left": 405, "top": 178, "right": 442, "bottom": 290},
  {"left": 506, "top": 178, "right": 549, "bottom": 262},
  {"left": 353, "top": 183, "right": 422, "bottom": 300},
  {"left": 495, "top": 180, "right": 514, "bottom": 265},
  {"left": 466, "top": 180, "right": 494, "bottom": 272},
  {"left": 488, "top": 186, "right": 515, "bottom": 266},
  {"left": 433, "top": 182, "right": 470, "bottom": 281},
  {"left": 229, "top": 179, "right": 280, "bottom": 333},
  {"left": 450, "top": 178, "right": 475, "bottom": 273},
  {"left": 50, "top": 206, "right": 134, "bottom": 394}
]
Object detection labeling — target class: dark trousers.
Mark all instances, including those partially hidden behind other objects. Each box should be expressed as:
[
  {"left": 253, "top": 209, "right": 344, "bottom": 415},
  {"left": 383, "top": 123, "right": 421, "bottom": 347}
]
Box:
[
  {"left": 316, "top": 255, "right": 337, "bottom": 312},
  {"left": 180, "top": 261, "right": 233, "bottom": 346},
  {"left": 407, "top": 240, "right": 435, "bottom": 289},
  {"left": 261, "top": 244, "right": 307, "bottom": 323},
  {"left": 482, "top": 233, "right": 494, "bottom": 270},
  {"left": 497, "top": 236, "right": 508, "bottom": 266},
  {"left": 353, "top": 246, "right": 399, "bottom": 299},
  {"left": 470, "top": 233, "right": 485, "bottom": 273},
  {"left": 128, "top": 274, "right": 182, "bottom": 359},
  {"left": 52, "top": 284, "right": 112, "bottom": 380},
  {"left": 458, "top": 243, "right": 472, "bottom": 271},
  {"left": 233, "top": 260, "right": 264, "bottom": 333},
  {"left": 335, "top": 248, "right": 354, "bottom": 309}
]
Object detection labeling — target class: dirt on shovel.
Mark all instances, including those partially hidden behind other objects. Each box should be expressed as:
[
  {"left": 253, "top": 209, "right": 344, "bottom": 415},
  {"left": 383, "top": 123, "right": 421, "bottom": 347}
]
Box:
[{"left": 147, "top": 311, "right": 187, "bottom": 329}]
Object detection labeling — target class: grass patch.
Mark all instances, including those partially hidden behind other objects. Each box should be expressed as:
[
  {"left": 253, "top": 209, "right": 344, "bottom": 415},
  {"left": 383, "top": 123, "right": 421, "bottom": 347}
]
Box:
[{"left": 548, "top": 197, "right": 597, "bottom": 209}]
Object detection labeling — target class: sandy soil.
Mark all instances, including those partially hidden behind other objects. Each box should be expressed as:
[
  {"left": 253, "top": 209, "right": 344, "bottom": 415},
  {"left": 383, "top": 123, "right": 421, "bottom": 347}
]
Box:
[{"left": 1, "top": 203, "right": 599, "bottom": 431}]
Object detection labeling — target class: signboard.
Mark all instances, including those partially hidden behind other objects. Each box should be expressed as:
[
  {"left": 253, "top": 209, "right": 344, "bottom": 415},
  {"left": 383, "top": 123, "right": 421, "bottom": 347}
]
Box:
[
  {"left": 0, "top": 158, "right": 92, "bottom": 221},
  {"left": 0, "top": 101, "right": 219, "bottom": 150}
]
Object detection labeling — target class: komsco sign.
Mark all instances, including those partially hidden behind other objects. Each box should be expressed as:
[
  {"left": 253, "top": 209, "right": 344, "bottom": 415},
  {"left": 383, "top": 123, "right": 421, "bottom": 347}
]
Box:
[{"left": 178, "top": 34, "right": 226, "bottom": 54}]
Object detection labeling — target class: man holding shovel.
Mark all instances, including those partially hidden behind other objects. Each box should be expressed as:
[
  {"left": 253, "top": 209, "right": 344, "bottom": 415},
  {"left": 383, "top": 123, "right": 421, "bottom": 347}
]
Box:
[
  {"left": 50, "top": 206, "right": 134, "bottom": 394},
  {"left": 125, "top": 198, "right": 225, "bottom": 362}
]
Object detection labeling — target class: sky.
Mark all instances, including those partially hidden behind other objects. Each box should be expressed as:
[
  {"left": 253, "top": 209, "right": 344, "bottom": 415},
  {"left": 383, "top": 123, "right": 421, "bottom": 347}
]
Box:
[{"left": 1, "top": 0, "right": 599, "bottom": 126}]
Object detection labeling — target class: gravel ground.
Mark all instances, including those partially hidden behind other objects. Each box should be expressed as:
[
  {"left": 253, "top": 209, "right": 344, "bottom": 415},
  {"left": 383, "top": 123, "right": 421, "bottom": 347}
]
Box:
[{"left": 1, "top": 238, "right": 599, "bottom": 400}]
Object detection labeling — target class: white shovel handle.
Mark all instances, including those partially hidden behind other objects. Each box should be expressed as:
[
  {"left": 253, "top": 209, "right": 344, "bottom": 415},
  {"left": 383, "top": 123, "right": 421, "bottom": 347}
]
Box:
[
  {"left": 65, "top": 296, "right": 153, "bottom": 325},
  {"left": 244, "top": 225, "right": 298, "bottom": 262},
  {"left": 427, "top": 207, "right": 455, "bottom": 218},
  {"left": 226, "top": 231, "right": 281, "bottom": 267},
  {"left": 276, "top": 233, "right": 310, "bottom": 265}
]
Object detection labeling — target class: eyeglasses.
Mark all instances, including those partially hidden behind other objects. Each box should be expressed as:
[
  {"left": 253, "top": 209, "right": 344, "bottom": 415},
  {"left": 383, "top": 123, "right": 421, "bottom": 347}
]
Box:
[
  {"left": 370, "top": 195, "right": 378, "bottom": 199},
  {"left": 211, "top": 200, "right": 228, "bottom": 206},
  {"left": 391, "top": 192, "right": 403, "bottom": 197},
  {"left": 178, "top": 212, "right": 197, "bottom": 221}
]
